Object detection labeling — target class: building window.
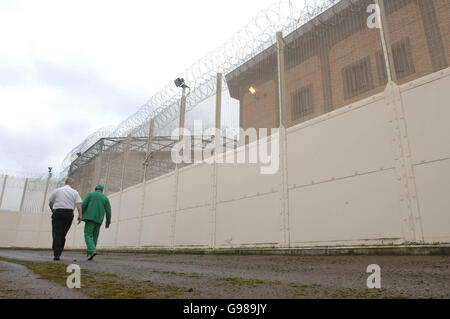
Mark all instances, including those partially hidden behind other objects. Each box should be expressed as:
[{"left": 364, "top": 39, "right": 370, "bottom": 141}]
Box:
[
  {"left": 376, "top": 37, "right": 415, "bottom": 84},
  {"left": 376, "top": 50, "right": 388, "bottom": 86},
  {"left": 392, "top": 37, "right": 415, "bottom": 79},
  {"left": 342, "top": 56, "right": 374, "bottom": 100},
  {"left": 291, "top": 84, "right": 314, "bottom": 121}
]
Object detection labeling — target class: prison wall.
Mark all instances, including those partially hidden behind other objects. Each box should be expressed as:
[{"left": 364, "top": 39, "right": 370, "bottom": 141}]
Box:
[
  {"left": 1, "top": 0, "right": 449, "bottom": 250},
  {"left": 1, "top": 68, "right": 449, "bottom": 249}
]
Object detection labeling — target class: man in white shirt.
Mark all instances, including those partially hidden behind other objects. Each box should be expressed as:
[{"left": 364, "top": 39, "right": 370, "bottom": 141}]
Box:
[{"left": 48, "top": 178, "right": 82, "bottom": 261}]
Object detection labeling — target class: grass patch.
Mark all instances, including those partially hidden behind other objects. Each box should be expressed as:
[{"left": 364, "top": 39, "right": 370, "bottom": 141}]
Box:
[
  {"left": 289, "top": 283, "right": 321, "bottom": 297},
  {"left": 218, "top": 277, "right": 264, "bottom": 288},
  {"left": 332, "top": 289, "right": 409, "bottom": 299},
  {"left": 153, "top": 270, "right": 201, "bottom": 278},
  {"left": 290, "top": 283, "right": 319, "bottom": 290},
  {"left": 0, "top": 257, "right": 187, "bottom": 299}
]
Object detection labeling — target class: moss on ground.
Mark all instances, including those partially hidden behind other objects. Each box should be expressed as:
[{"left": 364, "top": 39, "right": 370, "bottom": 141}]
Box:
[
  {"left": 288, "top": 283, "right": 415, "bottom": 299},
  {"left": 153, "top": 270, "right": 201, "bottom": 278},
  {"left": 332, "top": 288, "right": 409, "bottom": 299},
  {"left": 0, "top": 257, "right": 187, "bottom": 299},
  {"left": 289, "top": 283, "right": 321, "bottom": 297},
  {"left": 290, "top": 283, "right": 319, "bottom": 290},
  {"left": 218, "top": 277, "right": 264, "bottom": 288}
]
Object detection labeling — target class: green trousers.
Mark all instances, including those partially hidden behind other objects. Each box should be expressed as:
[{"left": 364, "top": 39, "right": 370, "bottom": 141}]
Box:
[{"left": 84, "top": 221, "right": 101, "bottom": 256}]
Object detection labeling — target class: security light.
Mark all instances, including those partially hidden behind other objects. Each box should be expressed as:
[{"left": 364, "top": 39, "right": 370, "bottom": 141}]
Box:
[
  {"left": 174, "top": 78, "right": 187, "bottom": 88},
  {"left": 249, "top": 86, "right": 256, "bottom": 95}
]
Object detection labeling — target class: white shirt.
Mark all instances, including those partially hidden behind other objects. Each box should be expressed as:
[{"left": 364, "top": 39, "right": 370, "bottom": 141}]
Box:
[{"left": 48, "top": 185, "right": 82, "bottom": 210}]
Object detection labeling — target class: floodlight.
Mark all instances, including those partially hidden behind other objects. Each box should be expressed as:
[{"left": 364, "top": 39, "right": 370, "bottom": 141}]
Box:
[{"left": 174, "top": 78, "right": 186, "bottom": 88}]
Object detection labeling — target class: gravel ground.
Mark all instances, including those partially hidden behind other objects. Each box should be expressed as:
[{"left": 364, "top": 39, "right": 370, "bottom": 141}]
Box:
[
  {"left": 0, "top": 249, "right": 448, "bottom": 299},
  {"left": 0, "top": 260, "right": 89, "bottom": 299}
]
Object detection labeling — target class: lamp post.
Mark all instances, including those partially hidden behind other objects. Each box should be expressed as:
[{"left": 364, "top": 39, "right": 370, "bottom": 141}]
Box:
[
  {"left": 174, "top": 78, "right": 189, "bottom": 145},
  {"left": 41, "top": 167, "right": 53, "bottom": 212},
  {"left": 171, "top": 78, "right": 189, "bottom": 249}
]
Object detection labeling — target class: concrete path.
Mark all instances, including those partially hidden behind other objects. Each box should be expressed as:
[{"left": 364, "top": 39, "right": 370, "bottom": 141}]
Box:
[{"left": 0, "top": 249, "right": 448, "bottom": 299}]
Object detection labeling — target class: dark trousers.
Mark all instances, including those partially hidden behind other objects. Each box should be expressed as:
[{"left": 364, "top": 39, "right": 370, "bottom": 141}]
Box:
[{"left": 51, "top": 209, "right": 74, "bottom": 258}]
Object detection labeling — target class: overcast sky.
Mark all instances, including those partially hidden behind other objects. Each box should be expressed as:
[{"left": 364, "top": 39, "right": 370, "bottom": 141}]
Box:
[{"left": 0, "top": 0, "right": 278, "bottom": 177}]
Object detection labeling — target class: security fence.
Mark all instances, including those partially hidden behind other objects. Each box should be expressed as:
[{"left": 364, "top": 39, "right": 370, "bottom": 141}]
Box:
[
  {"left": 62, "top": 0, "right": 449, "bottom": 201},
  {"left": 0, "top": 0, "right": 449, "bottom": 249},
  {"left": 0, "top": 174, "right": 61, "bottom": 214},
  {"left": 1, "top": 68, "right": 449, "bottom": 249}
]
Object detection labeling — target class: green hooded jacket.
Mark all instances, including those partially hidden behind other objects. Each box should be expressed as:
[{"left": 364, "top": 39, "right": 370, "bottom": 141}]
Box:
[{"left": 82, "top": 189, "right": 111, "bottom": 225}]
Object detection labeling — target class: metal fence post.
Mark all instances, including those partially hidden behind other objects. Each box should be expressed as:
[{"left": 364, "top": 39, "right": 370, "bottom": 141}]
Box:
[
  {"left": 171, "top": 87, "right": 187, "bottom": 249},
  {"left": 375, "top": 0, "right": 397, "bottom": 83},
  {"left": 41, "top": 172, "right": 53, "bottom": 213},
  {"left": 0, "top": 175, "right": 8, "bottom": 209},
  {"left": 209, "top": 73, "right": 222, "bottom": 249},
  {"left": 19, "top": 178, "right": 29, "bottom": 212},
  {"left": 138, "top": 119, "right": 155, "bottom": 248},
  {"left": 377, "top": 0, "right": 424, "bottom": 243},
  {"left": 37, "top": 172, "right": 53, "bottom": 248},
  {"left": 276, "top": 31, "right": 291, "bottom": 248}
]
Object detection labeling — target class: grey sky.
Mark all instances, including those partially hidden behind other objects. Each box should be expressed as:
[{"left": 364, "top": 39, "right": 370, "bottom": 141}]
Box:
[{"left": 0, "top": 0, "right": 277, "bottom": 177}]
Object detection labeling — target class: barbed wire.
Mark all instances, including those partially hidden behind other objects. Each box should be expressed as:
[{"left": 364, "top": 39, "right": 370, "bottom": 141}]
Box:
[
  {"left": 61, "top": 0, "right": 341, "bottom": 173},
  {"left": 0, "top": 169, "right": 49, "bottom": 180},
  {"left": 61, "top": 125, "right": 117, "bottom": 170}
]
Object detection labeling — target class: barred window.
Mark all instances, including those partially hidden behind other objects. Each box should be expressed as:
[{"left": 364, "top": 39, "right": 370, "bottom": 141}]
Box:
[
  {"left": 392, "top": 37, "right": 415, "bottom": 79},
  {"left": 342, "top": 56, "right": 374, "bottom": 100},
  {"left": 376, "top": 38, "right": 415, "bottom": 84},
  {"left": 291, "top": 84, "right": 314, "bottom": 120},
  {"left": 376, "top": 50, "right": 388, "bottom": 86}
]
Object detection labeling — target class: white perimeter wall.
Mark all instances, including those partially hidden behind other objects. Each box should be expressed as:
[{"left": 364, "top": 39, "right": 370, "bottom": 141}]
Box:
[{"left": 1, "top": 69, "right": 449, "bottom": 249}]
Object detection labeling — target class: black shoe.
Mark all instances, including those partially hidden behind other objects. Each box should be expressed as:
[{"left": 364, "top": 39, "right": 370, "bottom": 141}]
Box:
[
  {"left": 53, "top": 257, "right": 60, "bottom": 261},
  {"left": 87, "top": 253, "right": 97, "bottom": 261}
]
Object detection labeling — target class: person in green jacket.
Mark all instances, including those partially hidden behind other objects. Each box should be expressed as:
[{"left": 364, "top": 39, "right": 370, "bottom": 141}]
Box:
[{"left": 81, "top": 184, "right": 111, "bottom": 260}]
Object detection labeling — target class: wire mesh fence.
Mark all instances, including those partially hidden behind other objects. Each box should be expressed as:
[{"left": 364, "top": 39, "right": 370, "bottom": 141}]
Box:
[
  {"left": 1, "top": 0, "right": 448, "bottom": 212},
  {"left": 384, "top": 0, "right": 449, "bottom": 84},
  {"left": 0, "top": 173, "right": 63, "bottom": 213}
]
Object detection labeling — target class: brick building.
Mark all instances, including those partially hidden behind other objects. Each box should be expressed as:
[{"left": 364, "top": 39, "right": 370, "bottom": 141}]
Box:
[{"left": 226, "top": 0, "right": 449, "bottom": 132}]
